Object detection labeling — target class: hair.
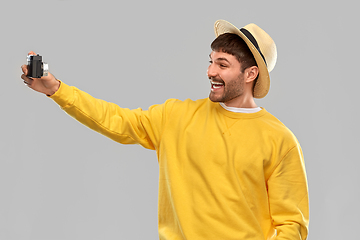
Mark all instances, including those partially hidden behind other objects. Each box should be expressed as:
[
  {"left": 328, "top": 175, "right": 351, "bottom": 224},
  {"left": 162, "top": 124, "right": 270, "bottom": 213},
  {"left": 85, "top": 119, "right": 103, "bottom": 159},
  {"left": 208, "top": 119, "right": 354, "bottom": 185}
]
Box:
[{"left": 211, "top": 33, "right": 258, "bottom": 73}]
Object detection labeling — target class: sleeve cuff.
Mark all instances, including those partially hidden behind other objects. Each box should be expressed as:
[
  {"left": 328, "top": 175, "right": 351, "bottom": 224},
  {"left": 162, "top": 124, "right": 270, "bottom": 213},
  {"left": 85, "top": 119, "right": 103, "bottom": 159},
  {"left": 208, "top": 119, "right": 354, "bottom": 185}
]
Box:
[{"left": 49, "top": 80, "right": 75, "bottom": 108}]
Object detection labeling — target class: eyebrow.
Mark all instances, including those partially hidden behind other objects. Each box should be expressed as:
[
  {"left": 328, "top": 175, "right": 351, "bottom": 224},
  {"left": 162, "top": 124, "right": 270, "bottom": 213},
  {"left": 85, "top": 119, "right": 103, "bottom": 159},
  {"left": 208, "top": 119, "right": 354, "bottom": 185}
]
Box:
[{"left": 209, "top": 54, "right": 231, "bottom": 64}]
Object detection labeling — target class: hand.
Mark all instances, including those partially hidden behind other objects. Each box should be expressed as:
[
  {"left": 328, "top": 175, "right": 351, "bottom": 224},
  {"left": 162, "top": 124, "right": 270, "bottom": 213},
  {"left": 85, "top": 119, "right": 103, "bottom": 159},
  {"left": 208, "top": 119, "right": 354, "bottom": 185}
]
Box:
[{"left": 21, "top": 51, "right": 60, "bottom": 96}]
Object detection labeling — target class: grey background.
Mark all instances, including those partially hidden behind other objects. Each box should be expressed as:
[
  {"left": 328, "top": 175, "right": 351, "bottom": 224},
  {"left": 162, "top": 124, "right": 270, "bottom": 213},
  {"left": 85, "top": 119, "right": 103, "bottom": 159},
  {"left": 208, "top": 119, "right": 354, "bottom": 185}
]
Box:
[{"left": 1, "top": 0, "right": 359, "bottom": 239}]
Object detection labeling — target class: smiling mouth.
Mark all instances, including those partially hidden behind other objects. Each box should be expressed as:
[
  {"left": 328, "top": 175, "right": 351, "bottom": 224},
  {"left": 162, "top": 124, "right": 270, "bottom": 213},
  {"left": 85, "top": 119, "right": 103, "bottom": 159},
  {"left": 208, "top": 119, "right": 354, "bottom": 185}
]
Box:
[{"left": 210, "top": 80, "right": 224, "bottom": 91}]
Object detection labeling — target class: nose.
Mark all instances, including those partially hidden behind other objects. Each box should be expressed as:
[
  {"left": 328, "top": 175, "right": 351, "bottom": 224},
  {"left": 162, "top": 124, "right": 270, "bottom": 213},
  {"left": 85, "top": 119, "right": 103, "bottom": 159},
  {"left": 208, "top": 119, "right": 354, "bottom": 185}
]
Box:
[{"left": 207, "top": 63, "right": 217, "bottom": 79}]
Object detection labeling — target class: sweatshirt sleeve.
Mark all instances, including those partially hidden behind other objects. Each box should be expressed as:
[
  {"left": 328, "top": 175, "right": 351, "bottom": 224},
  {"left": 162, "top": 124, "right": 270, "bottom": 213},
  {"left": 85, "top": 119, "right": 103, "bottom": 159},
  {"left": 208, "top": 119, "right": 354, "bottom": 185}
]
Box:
[
  {"left": 267, "top": 143, "right": 309, "bottom": 240},
  {"left": 50, "top": 81, "right": 174, "bottom": 150}
]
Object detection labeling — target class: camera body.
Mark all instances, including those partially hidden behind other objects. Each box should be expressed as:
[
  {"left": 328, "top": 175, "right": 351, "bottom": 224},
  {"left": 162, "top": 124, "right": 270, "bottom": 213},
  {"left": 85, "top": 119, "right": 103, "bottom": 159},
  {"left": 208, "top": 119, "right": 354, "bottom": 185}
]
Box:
[{"left": 27, "top": 54, "right": 48, "bottom": 78}]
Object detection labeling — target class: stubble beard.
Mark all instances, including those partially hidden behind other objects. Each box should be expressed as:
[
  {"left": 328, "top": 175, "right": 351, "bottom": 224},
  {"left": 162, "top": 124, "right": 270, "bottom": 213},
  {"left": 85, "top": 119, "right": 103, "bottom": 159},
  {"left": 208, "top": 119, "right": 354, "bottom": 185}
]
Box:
[{"left": 209, "top": 74, "right": 245, "bottom": 103}]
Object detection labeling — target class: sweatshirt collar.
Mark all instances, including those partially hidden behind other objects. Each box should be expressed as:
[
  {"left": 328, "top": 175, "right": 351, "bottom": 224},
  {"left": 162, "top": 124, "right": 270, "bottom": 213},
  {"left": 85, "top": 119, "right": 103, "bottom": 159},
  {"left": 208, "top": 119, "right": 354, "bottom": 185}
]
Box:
[
  {"left": 213, "top": 101, "right": 267, "bottom": 119},
  {"left": 219, "top": 102, "right": 262, "bottom": 113}
]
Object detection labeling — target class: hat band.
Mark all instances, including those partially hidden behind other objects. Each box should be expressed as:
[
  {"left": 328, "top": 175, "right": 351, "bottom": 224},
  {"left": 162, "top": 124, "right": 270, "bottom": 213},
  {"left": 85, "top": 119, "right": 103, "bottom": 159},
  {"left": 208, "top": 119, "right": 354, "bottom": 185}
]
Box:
[{"left": 240, "top": 28, "right": 267, "bottom": 66}]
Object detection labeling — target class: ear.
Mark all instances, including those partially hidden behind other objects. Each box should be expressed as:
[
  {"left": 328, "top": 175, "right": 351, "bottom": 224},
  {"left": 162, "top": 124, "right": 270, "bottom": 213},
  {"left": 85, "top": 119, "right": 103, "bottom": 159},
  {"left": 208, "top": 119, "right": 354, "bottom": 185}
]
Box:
[{"left": 245, "top": 66, "right": 259, "bottom": 83}]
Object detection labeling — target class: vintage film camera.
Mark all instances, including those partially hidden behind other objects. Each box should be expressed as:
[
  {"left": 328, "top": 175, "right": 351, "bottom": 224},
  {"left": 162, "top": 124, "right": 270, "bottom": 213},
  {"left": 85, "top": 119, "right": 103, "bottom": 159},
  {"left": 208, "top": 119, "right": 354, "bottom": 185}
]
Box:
[{"left": 27, "top": 54, "right": 49, "bottom": 78}]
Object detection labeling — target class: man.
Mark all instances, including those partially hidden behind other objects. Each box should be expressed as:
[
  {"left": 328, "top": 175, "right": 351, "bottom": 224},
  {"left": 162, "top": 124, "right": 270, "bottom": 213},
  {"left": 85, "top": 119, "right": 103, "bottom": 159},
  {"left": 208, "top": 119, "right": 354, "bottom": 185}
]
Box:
[{"left": 21, "top": 20, "right": 309, "bottom": 239}]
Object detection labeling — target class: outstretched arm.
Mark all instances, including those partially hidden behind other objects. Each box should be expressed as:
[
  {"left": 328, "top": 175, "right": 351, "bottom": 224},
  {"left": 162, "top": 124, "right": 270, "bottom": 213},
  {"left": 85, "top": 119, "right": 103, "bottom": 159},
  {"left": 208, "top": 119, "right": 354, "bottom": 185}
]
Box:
[{"left": 20, "top": 51, "right": 172, "bottom": 150}]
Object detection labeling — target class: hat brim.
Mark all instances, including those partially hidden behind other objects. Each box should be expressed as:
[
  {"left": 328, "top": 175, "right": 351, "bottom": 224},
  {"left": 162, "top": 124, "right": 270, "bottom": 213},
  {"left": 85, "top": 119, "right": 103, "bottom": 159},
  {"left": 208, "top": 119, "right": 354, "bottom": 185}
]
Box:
[{"left": 214, "top": 20, "right": 269, "bottom": 98}]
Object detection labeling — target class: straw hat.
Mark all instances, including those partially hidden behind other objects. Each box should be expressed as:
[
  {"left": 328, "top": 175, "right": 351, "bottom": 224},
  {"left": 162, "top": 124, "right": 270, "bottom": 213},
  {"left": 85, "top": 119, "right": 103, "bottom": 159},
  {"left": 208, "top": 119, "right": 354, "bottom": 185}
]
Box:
[{"left": 214, "top": 20, "right": 277, "bottom": 98}]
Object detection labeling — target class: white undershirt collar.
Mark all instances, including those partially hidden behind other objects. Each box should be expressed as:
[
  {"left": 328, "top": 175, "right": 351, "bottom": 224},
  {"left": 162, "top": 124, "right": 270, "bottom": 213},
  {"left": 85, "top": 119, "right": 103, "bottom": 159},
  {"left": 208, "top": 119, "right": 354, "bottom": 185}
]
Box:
[{"left": 220, "top": 102, "right": 262, "bottom": 113}]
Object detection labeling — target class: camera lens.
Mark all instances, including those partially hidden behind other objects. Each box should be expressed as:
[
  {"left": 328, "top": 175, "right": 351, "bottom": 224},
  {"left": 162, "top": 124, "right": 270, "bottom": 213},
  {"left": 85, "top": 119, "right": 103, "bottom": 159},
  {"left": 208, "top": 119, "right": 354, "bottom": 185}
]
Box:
[{"left": 43, "top": 63, "right": 49, "bottom": 76}]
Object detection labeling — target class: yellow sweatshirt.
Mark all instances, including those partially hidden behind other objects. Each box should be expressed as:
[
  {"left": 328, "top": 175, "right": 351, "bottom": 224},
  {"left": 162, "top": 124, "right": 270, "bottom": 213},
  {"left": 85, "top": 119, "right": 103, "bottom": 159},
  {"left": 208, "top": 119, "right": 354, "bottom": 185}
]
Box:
[{"left": 50, "top": 82, "right": 309, "bottom": 240}]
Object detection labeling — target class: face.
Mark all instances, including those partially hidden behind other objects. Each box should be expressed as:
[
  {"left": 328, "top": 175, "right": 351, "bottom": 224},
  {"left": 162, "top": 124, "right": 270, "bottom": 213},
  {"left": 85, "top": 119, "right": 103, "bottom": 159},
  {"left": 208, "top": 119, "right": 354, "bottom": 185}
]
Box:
[{"left": 207, "top": 51, "right": 245, "bottom": 104}]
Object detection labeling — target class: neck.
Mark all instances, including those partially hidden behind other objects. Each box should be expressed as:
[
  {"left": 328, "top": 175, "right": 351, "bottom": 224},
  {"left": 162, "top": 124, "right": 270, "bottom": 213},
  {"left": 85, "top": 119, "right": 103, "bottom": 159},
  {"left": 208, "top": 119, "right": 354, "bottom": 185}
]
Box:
[{"left": 223, "top": 93, "right": 257, "bottom": 108}]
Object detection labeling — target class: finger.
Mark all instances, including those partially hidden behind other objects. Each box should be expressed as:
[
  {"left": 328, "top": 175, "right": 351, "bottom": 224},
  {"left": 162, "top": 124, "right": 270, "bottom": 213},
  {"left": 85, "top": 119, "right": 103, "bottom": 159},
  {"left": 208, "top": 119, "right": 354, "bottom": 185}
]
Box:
[
  {"left": 21, "top": 64, "right": 28, "bottom": 75},
  {"left": 23, "top": 78, "right": 33, "bottom": 87},
  {"left": 21, "top": 73, "right": 33, "bottom": 83},
  {"left": 28, "top": 51, "right": 36, "bottom": 56},
  {"left": 23, "top": 80, "right": 30, "bottom": 86}
]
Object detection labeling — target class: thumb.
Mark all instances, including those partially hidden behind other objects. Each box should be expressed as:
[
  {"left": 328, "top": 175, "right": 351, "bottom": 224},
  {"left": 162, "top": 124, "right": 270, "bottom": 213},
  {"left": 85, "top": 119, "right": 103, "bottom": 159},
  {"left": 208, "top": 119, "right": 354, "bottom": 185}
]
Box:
[{"left": 28, "top": 51, "right": 37, "bottom": 56}]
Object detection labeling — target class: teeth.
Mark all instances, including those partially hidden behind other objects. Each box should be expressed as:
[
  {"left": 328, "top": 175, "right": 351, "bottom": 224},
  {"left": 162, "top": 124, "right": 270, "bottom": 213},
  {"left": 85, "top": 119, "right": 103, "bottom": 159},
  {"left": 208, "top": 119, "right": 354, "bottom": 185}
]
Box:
[
  {"left": 211, "top": 80, "right": 224, "bottom": 89},
  {"left": 210, "top": 80, "right": 224, "bottom": 86}
]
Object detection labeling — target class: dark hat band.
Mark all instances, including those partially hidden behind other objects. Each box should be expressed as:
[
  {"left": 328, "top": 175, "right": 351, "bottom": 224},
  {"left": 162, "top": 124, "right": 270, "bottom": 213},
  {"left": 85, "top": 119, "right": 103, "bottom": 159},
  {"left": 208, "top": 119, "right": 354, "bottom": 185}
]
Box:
[{"left": 240, "top": 28, "right": 267, "bottom": 66}]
